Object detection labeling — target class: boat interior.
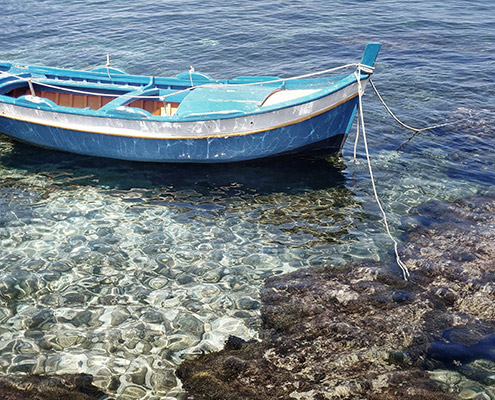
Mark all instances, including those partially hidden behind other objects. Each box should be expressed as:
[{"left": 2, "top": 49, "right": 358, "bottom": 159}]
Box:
[
  {"left": 0, "top": 63, "right": 342, "bottom": 119},
  {"left": 3, "top": 83, "right": 183, "bottom": 117}
]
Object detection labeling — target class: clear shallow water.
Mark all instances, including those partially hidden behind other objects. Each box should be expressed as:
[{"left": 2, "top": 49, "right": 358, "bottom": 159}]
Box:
[{"left": 0, "top": 0, "right": 494, "bottom": 398}]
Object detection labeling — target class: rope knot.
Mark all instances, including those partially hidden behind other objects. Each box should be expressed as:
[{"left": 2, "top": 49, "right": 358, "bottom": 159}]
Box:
[{"left": 357, "top": 64, "right": 375, "bottom": 75}]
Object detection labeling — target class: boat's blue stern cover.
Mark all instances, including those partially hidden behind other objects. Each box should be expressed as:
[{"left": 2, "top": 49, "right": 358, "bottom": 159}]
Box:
[{"left": 174, "top": 85, "right": 277, "bottom": 118}]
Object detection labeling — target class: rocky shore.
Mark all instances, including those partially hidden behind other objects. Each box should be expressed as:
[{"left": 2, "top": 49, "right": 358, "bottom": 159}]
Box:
[
  {"left": 2, "top": 194, "right": 493, "bottom": 399},
  {"left": 177, "top": 194, "right": 495, "bottom": 399}
]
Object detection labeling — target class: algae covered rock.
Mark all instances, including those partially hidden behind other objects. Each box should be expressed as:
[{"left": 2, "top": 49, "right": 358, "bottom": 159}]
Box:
[
  {"left": 178, "top": 193, "right": 495, "bottom": 399},
  {"left": 0, "top": 374, "right": 107, "bottom": 400},
  {"left": 178, "top": 262, "right": 458, "bottom": 399}
]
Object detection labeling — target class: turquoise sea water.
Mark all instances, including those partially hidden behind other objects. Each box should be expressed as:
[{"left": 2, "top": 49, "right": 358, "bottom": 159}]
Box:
[{"left": 0, "top": 1, "right": 494, "bottom": 398}]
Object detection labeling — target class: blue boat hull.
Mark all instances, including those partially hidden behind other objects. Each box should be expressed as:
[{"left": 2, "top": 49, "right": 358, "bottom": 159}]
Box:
[
  {"left": 0, "top": 96, "right": 358, "bottom": 162},
  {"left": 0, "top": 43, "right": 381, "bottom": 163}
]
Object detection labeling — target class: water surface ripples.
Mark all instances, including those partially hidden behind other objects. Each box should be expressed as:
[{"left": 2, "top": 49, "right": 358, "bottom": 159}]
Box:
[{"left": 1, "top": 0, "right": 494, "bottom": 398}]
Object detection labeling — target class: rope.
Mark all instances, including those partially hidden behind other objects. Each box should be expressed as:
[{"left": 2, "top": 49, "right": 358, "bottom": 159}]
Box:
[
  {"left": 354, "top": 70, "right": 411, "bottom": 281},
  {"left": 105, "top": 54, "right": 112, "bottom": 80},
  {"left": 369, "top": 79, "right": 471, "bottom": 150},
  {"left": 353, "top": 105, "right": 360, "bottom": 164},
  {"left": 223, "top": 63, "right": 363, "bottom": 87},
  {"left": 353, "top": 68, "right": 473, "bottom": 280},
  {"left": 189, "top": 66, "right": 195, "bottom": 87}
]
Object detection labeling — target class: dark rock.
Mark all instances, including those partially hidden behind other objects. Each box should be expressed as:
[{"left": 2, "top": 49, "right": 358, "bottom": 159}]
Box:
[
  {"left": 428, "top": 329, "right": 495, "bottom": 368},
  {"left": 391, "top": 290, "right": 415, "bottom": 303},
  {"left": 0, "top": 374, "right": 107, "bottom": 399},
  {"left": 224, "top": 336, "right": 248, "bottom": 351},
  {"left": 235, "top": 297, "right": 260, "bottom": 310},
  {"left": 28, "top": 309, "right": 55, "bottom": 330},
  {"left": 71, "top": 310, "right": 92, "bottom": 327},
  {"left": 62, "top": 292, "right": 88, "bottom": 305},
  {"left": 176, "top": 274, "right": 194, "bottom": 285}
]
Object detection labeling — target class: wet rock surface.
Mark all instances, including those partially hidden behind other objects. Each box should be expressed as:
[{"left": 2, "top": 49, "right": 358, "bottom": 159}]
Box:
[
  {"left": 0, "top": 374, "right": 107, "bottom": 400},
  {"left": 178, "top": 194, "right": 495, "bottom": 399}
]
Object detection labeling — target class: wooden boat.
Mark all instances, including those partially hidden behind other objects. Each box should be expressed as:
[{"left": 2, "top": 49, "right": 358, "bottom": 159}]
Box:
[{"left": 0, "top": 43, "right": 380, "bottom": 163}]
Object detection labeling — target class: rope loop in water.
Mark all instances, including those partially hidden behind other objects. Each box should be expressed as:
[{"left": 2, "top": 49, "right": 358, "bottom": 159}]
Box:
[
  {"left": 369, "top": 78, "right": 471, "bottom": 148},
  {"left": 354, "top": 70, "right": 411, "bottom": 281}
]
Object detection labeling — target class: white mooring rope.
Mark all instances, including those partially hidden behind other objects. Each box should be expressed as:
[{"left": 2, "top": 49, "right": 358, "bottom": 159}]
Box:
[
  {"left": 354, "top": 69, "right": 411, "bottom": 280},
  {"left": 352, "top": 71, "right": 472, "bottom": 280},
  {"left": 105, "top": 54, "right": 112, "bottom": 80},
  {"left": 369, "top": 79, "right": 466, "bottom": 133}
]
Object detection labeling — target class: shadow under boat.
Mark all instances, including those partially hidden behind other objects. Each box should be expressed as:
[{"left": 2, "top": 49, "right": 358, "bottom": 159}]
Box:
[{"left": 0, "top": 138, "right": 348, "bottom": 196}]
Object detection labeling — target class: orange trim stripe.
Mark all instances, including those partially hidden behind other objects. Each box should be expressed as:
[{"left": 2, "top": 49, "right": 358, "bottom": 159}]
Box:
[{"left": 0, "top": 93, "right": 358, "bottom": 140}]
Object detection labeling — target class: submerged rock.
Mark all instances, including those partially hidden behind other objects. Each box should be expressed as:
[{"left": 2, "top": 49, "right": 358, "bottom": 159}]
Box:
[
  {"left": 402, "top": 194, "right": 495, "bottom": 321},
  {"left": 0, "top": 374, "right": 107, "bottom": 399},
  {"left": 178, "top": 262, "right": 455, "bottom": 399},
  {"left": 178, "top": 194, "right": 495, "bottom": 399}
]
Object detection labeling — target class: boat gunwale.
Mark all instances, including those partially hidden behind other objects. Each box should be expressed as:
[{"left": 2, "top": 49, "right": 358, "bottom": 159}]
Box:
[
  {"left": 0, "top": 62, "right": 367, "bottom": 124},
  {"left": 0, "top": 86, "right": 361, "bottom": 140}
]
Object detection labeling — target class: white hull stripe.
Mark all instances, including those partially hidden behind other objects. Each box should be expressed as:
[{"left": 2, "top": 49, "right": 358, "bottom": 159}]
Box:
[{"left": 0, "top": 83, "right": 361, "bottom": 140}]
